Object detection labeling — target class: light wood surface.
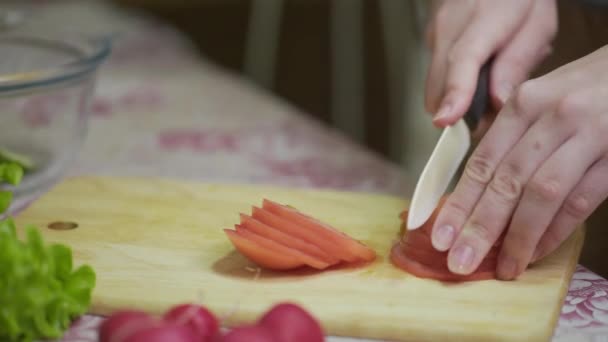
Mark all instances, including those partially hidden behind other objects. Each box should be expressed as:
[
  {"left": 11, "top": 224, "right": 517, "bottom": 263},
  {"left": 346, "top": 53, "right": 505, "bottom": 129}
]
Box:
[{"left": 13, "top": 176, "right": 584, "bottom": 342}]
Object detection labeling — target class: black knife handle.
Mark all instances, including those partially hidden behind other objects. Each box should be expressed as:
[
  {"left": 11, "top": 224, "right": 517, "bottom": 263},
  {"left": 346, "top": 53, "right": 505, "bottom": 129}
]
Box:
[{"left": 463, "top": 60, "right": 492, "bottom": 132}]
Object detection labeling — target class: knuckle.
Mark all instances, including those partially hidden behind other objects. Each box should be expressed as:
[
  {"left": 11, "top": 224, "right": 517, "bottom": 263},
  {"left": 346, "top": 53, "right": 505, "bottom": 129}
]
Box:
[
  {"left": 528, "top": 176, "right": 561, "bottom": 202},
  {"left": 512, "top": 80, "right": 540, "bottom": 115},
  {"left": 444, "top": 199, "right": 470, "bottom": 219},
  {"left": 556, "top": 93, "right": 587, "bottom": 120},
  {"left": 507, "top": 230, "right": 534, "bottom": 251},
  {"left": 464, "top": 152, "right": 495, "bottom": 185},
  {"left": 563, "top": 193, "right": 591, "bottom": 220},
  {"left": 467, "top": 220, "right": 495, "bottom": 244},
  {"left": 489, "top": 171, "right": 523, "bottom": 202}
]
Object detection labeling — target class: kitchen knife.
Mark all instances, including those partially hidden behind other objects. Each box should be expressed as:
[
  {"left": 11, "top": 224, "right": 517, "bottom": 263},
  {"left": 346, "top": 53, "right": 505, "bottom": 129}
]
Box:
[{"left": 407, "top": 61, "right": 491, "bottom": 230}]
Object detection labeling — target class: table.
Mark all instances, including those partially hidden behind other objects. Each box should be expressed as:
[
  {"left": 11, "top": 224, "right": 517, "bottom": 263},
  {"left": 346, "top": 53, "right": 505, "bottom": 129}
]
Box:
[{"left": 17, "top": 1, "right": 608, "bottom": 341}]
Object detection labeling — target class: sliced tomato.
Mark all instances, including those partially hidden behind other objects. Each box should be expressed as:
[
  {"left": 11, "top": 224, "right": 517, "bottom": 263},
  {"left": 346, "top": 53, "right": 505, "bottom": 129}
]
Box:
[
  {"left": 234, "top": 225, "right": 331, "bottom": 269},
  {"left": 402, "top": 230, "right": 500, "bottom": 259},
  {"left": 261, "top": 199, "right": 376, "bottom": 262},
  {"left": 390, "top": 194, "right": 502, "bottom": 281},
  {"left": 390, "top": 242, "right": 496, "bottom": 282},
  {"left": 239, "top": 214, "right": 339, "bottom": 265},
  {"left": 224, "top": 229, "right": 303, "bottom": 270},
  {"left": 251, "top": 206, "right": 357, "bottom": 262},
  {"left": 400, "top": 240, "right": 498, "bottom": 272}
]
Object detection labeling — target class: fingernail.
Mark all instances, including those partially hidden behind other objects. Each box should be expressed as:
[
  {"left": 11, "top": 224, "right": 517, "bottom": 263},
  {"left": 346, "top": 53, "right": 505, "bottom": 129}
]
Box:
[
  {"left": 433, "top": 225, "right": 455, "bottom": 251},
  {"left": 498, "top": 257, "right": 517, "bottom": 280},
  {"left": 497, "top": 82, "right": 513, "bottom": 104},
  {"left": 433, "top": 103, "right": 452, "bottom": 121},
  {"left": 450, "top": 244, "right": 475, "bottom": 274}
]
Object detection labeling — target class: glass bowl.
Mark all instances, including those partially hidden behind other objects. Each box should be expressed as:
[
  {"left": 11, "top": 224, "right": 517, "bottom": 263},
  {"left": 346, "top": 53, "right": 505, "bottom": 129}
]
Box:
[{"left": 0, "top": 31, "right": 111, "bottom": 216}]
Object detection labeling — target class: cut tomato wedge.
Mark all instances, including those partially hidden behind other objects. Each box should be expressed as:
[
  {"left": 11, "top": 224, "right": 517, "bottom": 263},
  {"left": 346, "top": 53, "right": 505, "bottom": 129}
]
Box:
[
  {"left": 224, "top": 199, "right": 377, "bottom": 272},
  {"left": 234, "top": 225, "right": 331, "bottom": 270},
  {"left": 239, "top": 214, "right": 338, "bottom": 265},
  {"left": 224, "top": 229, "right": 304, "bottom": 270},
  {"left": 262, "top": 199, "right": 376, "bottom": 262},
  {"left": 251, "top": 206, "right": 358, "bottom": 262}
]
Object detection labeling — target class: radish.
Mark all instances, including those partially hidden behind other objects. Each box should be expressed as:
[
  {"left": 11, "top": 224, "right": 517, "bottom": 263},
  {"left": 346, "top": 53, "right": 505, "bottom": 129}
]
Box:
[
  {"left": 221, "top": 325, "right": 276, "bottom": 342},
  {"left": 258, "top": 303, "right": 324, "bottom": 342},
  {"left": 122, "top": 322, "right": 198, "bottom": 342},
  {"left": 163, "top": 303, "right": 219, "bottom": 341},
  {"left": 98, "top": 310, "right": 157, "bottom": 342}
]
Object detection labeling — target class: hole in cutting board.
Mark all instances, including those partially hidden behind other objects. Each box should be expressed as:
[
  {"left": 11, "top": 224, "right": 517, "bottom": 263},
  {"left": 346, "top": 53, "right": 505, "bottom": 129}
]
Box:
[{"left": 48, "top": 221, "right": 78, "bottom": 230}]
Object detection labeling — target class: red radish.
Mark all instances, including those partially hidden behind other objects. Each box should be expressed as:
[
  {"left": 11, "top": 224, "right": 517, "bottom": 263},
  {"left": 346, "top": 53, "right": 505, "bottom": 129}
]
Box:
[
  {"left": 122, "top": 322, "right": 198, "bottom": 342},
  {"left": 221, "top": 325, "right": 276, "bottom": 342},
  {"left": 98, "top": 310, "right": 157, "bottom": 342},
  {"left": 163, "top": 303, "right": 220, "bottom": 341},
  {"left": 259, "top": 303, "right": 325, "bottom": 342}
]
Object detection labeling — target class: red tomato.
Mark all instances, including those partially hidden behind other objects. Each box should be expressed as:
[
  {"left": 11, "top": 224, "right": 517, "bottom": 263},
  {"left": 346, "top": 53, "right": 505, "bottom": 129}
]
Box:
[
  {"left": 261, "top": 200, "right": 376, "bottom": 262},
  {"left": 251, "top": 206, "right": 357, "bottom": 263},
  {"left": 234, "top": 225, "right": 331, "bottom": 270},
  {"left": 390, "top": 195, "right": 500, "bottom": 282},
  {"left": 239, "top": 214, "right": 338, "bottom": 264},
  {"left": 224, "top": 229, "right": 304, "bottom": 270}
]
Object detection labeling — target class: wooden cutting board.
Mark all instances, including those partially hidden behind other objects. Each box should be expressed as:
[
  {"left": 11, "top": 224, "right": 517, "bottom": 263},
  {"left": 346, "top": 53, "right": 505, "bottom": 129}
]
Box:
[{"left": 12, "top": 176, "right": 584, "bottom": 342}]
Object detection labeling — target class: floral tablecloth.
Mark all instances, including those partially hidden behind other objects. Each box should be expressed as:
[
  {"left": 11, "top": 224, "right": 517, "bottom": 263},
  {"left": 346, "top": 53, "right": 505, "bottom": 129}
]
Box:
[{"left": 14, "top": 1, "right": 608, "bottom": 341}]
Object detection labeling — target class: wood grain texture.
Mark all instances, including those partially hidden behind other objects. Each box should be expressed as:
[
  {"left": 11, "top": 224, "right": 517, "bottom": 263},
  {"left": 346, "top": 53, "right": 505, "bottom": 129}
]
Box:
[{"left": 13, "top": 176, "right": 584, "bottom": 342}]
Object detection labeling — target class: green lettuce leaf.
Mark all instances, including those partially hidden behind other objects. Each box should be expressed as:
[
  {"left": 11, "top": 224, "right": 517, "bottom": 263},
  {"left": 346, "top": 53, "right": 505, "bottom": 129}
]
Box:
[
  {"left": 0, "top": 218, "right": 96, "bottom": 341},
  {"left": 0, "top": 160, "right": 24, "bottom": 216},
  {"left": 0, "top": 191, "right": 12, "bottom": 215}
]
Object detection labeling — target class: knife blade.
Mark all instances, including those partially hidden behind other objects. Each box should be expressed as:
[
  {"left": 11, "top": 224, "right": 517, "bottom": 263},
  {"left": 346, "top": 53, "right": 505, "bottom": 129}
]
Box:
[{"left": 407, "top": 60, "right": 492, "bottom": 230}]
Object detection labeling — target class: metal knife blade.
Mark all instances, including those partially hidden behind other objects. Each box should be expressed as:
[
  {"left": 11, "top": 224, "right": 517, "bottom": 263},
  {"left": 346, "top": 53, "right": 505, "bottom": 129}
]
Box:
[{"left": 407, "top": 60, "right": 492, "bottom": 230}]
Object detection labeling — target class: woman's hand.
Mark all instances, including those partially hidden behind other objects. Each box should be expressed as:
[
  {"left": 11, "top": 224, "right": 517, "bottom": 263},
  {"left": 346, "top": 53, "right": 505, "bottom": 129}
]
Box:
[
  {"left": 430, "top": 45, "right": 608, "bottom": 280},
  {"left": 425, "top": 0, "right": 557, "bottom": 136}
]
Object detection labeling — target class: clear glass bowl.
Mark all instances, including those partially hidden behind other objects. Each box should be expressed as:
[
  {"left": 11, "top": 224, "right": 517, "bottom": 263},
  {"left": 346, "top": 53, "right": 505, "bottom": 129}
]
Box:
[{"left": 0, "top": 31, "right": 111, "bottom": 215}]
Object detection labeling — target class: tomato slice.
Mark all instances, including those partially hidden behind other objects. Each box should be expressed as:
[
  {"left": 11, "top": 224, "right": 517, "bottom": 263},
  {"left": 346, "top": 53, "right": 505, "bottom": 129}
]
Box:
[
  {"left": 239, "top": 214, "right": 339, "bottom": 265},
  {"left": 224, "top": 229, "right": 304, "bottom": 270},
  {"left": 390, "top": 242, "right": 496, "bottom": 281},
  {"left": 391, "top": 195, "right": 501, "bottom": 281},
  {"left": 261, "top": 199, "right": 376, "bottom": 262},
  {"left": 251, "top": 206, "right": 357, "bottom": 262},
  {"left": 402, "top": 230, "right": 500, "bottom": 259},
  {"left": 235, "top": 225, "right": 331, "bottom": 269}
]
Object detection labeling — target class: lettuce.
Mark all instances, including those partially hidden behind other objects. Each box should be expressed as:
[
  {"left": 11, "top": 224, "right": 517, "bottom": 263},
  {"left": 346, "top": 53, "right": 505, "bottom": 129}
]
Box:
[
  {"left": 0, "top": 150, "right": 95, "bottom": 341},
  {"left": 0, "top": 219, "right": 96, "bottom": 341}
]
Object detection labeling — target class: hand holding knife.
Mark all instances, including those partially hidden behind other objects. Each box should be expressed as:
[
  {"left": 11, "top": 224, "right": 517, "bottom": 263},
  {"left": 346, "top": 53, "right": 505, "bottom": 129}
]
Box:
[{"left": 407, "top": 60, "right": 492, "bottom": 231}]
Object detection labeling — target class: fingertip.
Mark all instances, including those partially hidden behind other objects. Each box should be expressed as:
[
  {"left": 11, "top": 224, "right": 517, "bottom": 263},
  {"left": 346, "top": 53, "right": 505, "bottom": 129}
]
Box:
[
  {"left": 530, "top": 248, "right": 543, "bottom": 264},
  {"left": 431, "top": 103, "right": 461, "bottom": 127},
  {"left": 432, "top": 89, "right": 474, "bottom": 127},
  {"left": 431, "top": 224, "right": 455, "bottom": 251},
  {"left": 496, "top": 255, "right": 519, "bottom": 281},
  {"left": 493, "top": 81, "right": 514, "bottom": 108},
  {"left": 447, "top": 243, "right": 476, "bottom": 275}
]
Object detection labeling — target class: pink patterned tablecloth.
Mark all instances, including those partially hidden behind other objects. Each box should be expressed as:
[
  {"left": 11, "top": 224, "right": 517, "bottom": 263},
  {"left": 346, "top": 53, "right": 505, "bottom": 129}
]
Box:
[{"left": 17, "top": 1, "right": 608, "bottom": 341}]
